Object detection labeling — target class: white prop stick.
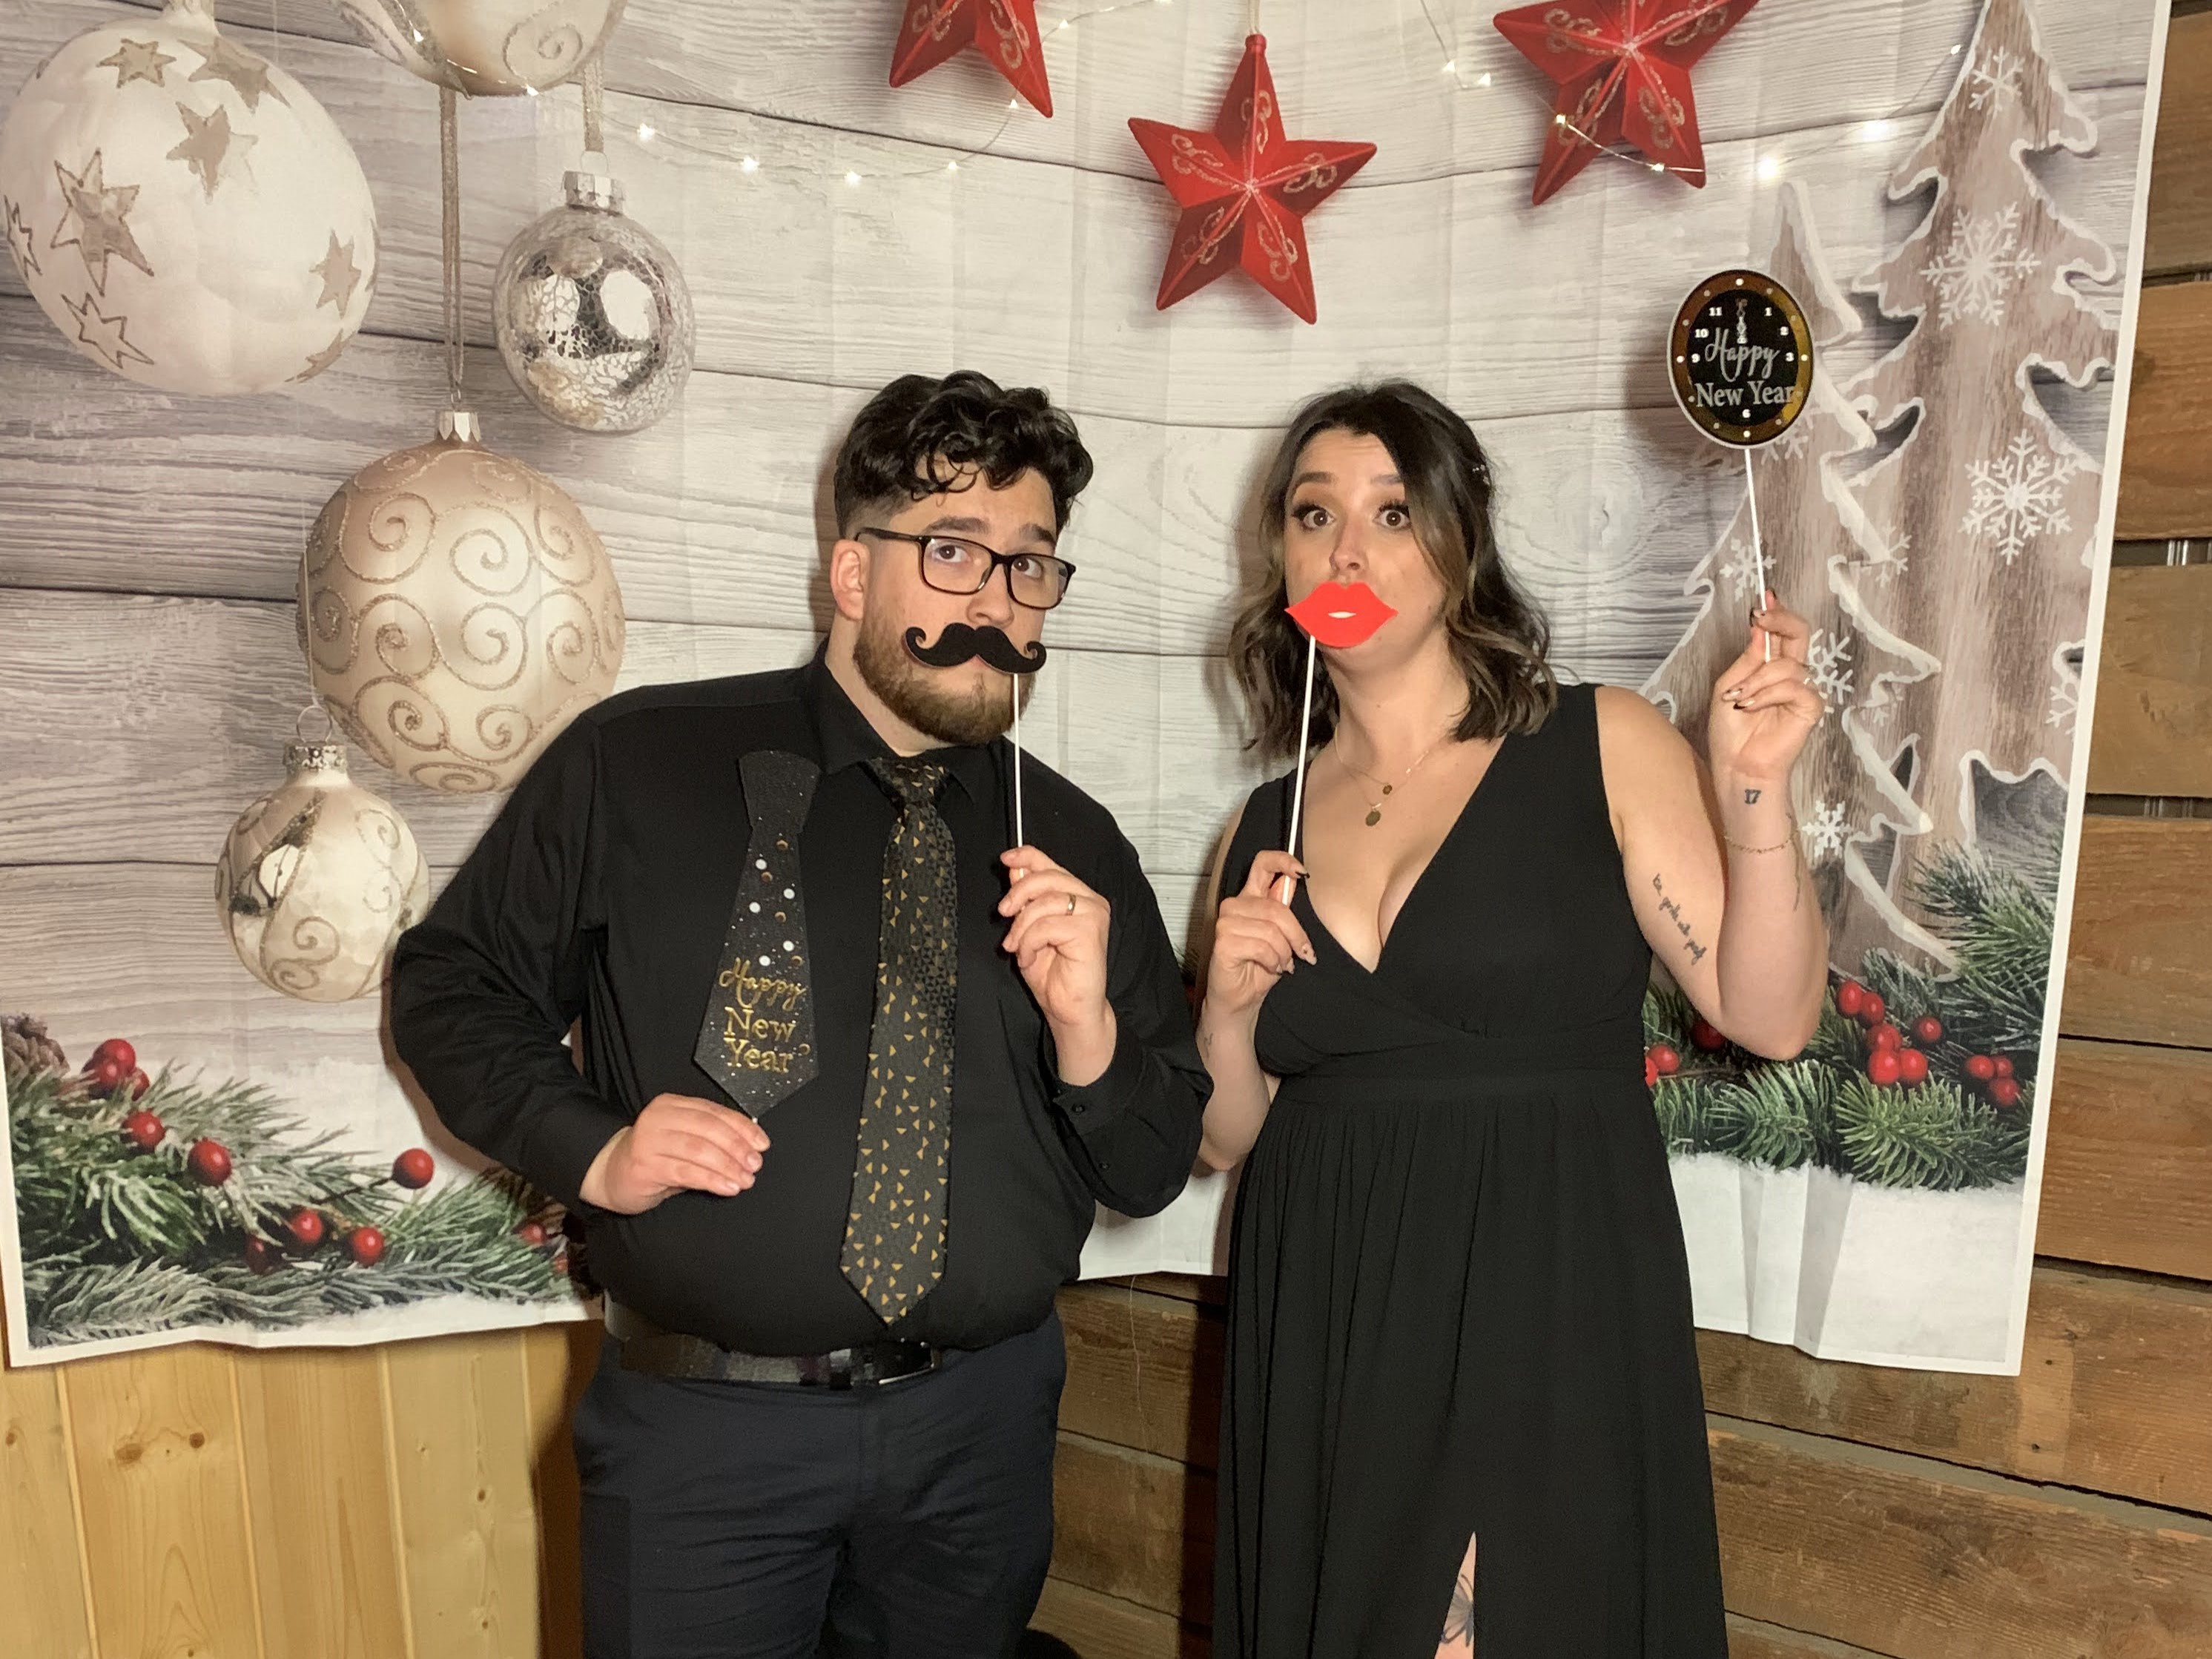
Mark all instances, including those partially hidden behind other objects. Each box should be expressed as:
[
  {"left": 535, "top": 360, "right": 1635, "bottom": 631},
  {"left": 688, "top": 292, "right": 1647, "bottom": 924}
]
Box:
[
  {"left": 1744, "top": 448, "right": 1774, "bottom": 664},
  {"left": 1277, "top": 633, "right": 1318, "bottom": 906},
  {"left": 1011, "top": 673, "right": 1026, "bottom": 848}
]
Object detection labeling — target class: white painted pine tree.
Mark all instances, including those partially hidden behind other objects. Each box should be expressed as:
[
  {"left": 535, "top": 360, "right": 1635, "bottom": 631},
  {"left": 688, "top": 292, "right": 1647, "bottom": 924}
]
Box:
[
  {"left": 1829, "top": 0, "right": 2117, "bottom": 965},
  {"left": 1647, "top": 181, "right": 1929, "bottom": 934}
]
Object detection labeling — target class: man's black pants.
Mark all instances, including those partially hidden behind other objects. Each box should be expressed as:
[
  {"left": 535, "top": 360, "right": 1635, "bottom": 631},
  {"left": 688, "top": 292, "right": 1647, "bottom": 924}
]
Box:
[{"left": 575, "top": 1310, "right": 1066, "bottom": 1659}]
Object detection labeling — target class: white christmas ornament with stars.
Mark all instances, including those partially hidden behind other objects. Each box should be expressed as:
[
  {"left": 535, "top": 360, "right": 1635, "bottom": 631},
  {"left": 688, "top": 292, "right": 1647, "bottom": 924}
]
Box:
[{"left": 0, "top": 0, "right": 377, "bottom": 395}]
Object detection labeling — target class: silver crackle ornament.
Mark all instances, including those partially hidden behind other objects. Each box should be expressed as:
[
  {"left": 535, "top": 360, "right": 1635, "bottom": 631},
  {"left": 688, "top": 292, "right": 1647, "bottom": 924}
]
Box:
[{"left": 492, "top": 164, "right": 693, "bottom": 434}]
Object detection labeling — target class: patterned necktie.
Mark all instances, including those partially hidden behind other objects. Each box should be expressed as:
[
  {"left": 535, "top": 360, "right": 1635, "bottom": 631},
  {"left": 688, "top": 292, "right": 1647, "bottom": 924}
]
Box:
[
  {"left": 843, "top": 756, "right": 958, "bottom": 1324},
  {"left": 694, "top": 751, "right": 819, "bottom": 1115}
]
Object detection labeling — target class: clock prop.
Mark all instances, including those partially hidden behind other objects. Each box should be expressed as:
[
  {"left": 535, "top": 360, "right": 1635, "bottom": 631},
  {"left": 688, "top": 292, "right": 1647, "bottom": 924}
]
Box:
[
  {"left": 1276, "top": 581, "right": 1399, "bottom": 903},
  {"left": 1668, "top": 268, "right": 1815, "bottom": 660}
]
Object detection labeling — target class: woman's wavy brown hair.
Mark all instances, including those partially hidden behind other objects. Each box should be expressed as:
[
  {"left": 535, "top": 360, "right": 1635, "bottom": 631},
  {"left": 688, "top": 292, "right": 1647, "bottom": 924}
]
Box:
[{"left": 1229, "top": 381, "right": 1557, "bottom": 759}]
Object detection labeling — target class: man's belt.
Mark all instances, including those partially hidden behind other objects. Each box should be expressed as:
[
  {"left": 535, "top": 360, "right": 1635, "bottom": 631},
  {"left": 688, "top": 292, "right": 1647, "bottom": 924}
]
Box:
[{"left": 604, "top": 1299, "right": 942, "bottom": 1389}]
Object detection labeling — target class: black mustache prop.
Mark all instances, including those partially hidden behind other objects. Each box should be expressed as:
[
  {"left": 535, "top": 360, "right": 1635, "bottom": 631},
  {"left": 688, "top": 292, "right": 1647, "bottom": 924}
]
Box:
[{"left": 903, "top": 623, "right": 1047, "bottom": 675}]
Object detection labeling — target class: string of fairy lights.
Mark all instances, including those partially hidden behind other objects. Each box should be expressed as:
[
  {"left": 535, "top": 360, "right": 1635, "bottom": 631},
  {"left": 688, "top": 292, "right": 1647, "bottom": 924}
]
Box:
[{"left": 509, "top": 1, "right": 1983, "bottom": 195}]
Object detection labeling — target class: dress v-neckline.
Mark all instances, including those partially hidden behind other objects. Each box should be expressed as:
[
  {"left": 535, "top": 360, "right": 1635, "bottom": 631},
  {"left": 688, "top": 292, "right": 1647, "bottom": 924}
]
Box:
[{"left": 1293, "top": 730, "right": 1521, "bottom": 979}]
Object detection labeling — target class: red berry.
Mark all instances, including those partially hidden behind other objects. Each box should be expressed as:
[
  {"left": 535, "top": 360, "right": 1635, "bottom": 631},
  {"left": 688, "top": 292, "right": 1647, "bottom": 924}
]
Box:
[
  {"left": 1866, "top": 1049, "right": 1903, "bottom": 1086},
  {"left": 1649, "top": 1044, "right": 1682, "bottom": 1076},
  {"left": 1989, "top": 1078, "right": 2022, "bottom": 1109},
  {"left": 85, "top": 1055, "right": 126, "bottom": 1096},
  {"left": 516, "top": 1220, "right": 547, "bottom": 1248},
  {"left": 1965, "top": 1055, "right": 1997, "bottom": 1081},
  {"left": 392, "top": 1148, "right": 435, "bottom": 1190},
  {"left": 188, "top": 1139, "right": 232, "bottom": 1185},
  {"left": 1911, "top": 1016, "right": 1944, "bottom": 1045},
  {"left": 127, "top": 1067, "right": 151, "bottom": 1100},
  {"left": 90, "top": 1038, "right": 136, "bottom": 1074},
  {"left": 244, "top": 1238, "right": 278, "bottom": 1276},
  {"left": 122, "top": 1110, "right": 165, "bottom": 1151},
  {"left": 1858, "top": 992, "right": 1886, "bottom": 1026},
  {"left": 1834, "top": 981, "right": 1866, "bottom": 1018},
  {"left": 346, "top": 1226, "right": 387, "bottom": 1267},
  {"left": 287, "top": 1209, "right": 326, "bottom": 1250},
  {"left": 1898, "top": 1049, "right": 1929, "bottom": 1085},
  {"left": 1690, "top": 1019, "right": 1728, "bottom": 1053},
  {"left": 1867, "top": 1023, "right": 1904, "bottom": 1053},
  {"left": 1993, "top": 1055, "right": 2015, "bottom": 1078},
  {"left": 1645, "top": 1055, "right": 1660, "bottom": 1088}
]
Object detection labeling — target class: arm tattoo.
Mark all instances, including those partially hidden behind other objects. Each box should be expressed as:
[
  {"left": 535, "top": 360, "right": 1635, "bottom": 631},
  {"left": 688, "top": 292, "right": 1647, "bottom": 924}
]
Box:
[
  {"left": 1649, "top": 873, "right": 1710, "bottom": 966},
  {"left": 1743, "top": 787, "right": 1762, "bottom": 805}
]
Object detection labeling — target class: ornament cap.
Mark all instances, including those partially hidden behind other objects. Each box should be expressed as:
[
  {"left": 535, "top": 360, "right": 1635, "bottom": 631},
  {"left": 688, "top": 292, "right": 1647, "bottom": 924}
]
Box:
[
  {"left": 283, "top": 741, "right": 349, "bottom": 776},
  {"left": 564, "top": 168, "right": 625, "bottom": 212},
  {"left": 435, "top": 409, "right": 483, "bottom": 445}
]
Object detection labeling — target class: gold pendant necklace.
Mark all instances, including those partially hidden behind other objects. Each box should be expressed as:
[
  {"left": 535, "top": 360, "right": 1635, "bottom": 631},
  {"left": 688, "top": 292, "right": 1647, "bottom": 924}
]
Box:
[{"left": 1334, "top": 729, "right": 1454, "bottom": 827}]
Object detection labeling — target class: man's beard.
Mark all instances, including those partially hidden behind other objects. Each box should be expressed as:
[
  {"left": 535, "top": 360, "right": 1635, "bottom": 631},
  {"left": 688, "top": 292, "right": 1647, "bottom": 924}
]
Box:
[{"left": 853, "top": 609, "right": 1033, "bottom": 748}]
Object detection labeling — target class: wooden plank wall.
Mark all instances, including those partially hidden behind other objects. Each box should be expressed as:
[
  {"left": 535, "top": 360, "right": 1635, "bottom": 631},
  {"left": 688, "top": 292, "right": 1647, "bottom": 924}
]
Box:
[
  {"left": 0, "top": 4, "right": 2186, "bottom": 1659},
  {"left": 1031, "top": 9, "right": 2212, "bottom": 1655}
]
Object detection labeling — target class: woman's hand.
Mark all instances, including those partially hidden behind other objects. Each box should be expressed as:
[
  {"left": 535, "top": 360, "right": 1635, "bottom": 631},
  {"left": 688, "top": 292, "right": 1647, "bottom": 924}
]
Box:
[
  {"left": 1706, "top": 592, "right": 1824, "bottom": 789},
  {"left": 1204, "top": 851, "right": 1318, "bottom": 1025}
]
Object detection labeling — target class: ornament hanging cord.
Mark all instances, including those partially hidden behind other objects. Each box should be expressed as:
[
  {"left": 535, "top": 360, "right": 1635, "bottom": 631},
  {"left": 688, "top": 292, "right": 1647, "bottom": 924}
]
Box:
[
  {"left": 1278, "top": 634, "right": 1317, "bottom": 906},
  {"left": 582, "top": 55, "right": 605, "bottom": 159},
  {"left": 1744, "top": 447, "right": 1773, "bottom": 663},
  {"left": 439, "top": 86, "right": 463, "bottom": 409}
]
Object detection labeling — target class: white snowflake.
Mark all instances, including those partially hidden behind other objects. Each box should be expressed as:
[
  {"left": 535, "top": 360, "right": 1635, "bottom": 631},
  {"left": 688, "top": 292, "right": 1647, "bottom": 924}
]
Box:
[
  {"left": 1801, "top": 801, "right": 1849, "bottom": 863},
  {"left": 1718, "top": 536, "right": 1764, "bottom": 601},
  {"left": 2047, "top": 671, "right": 2079, "bottom": 736},
  {"left": 1963, "top": 430, "right": 2076, "bottom": 564},
  {"left": 1921, "top": 203, "right": 2041, "bottom": 328},
  {"left": 1969, "top": 44, "right": 2023, "bottom": 111},
  {"left": 1807, "top": 628, "right": 1855, "bottom": 708}
]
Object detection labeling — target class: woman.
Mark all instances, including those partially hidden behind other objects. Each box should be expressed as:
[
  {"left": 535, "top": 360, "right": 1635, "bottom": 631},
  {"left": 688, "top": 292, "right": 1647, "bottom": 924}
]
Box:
[{"left": 1196, "top": 382, "right": 1827, "bottom": 1658}]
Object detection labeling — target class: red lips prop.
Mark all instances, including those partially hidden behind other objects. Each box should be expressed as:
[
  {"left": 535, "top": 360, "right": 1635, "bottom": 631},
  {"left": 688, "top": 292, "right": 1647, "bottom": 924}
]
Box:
[{"left": 1286, "top": 581, "right": 1396, "bottom": 648}]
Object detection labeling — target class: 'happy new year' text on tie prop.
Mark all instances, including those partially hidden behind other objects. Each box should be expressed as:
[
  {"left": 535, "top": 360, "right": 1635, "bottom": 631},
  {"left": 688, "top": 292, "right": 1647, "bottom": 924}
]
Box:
[{"left": 695, "top": 751, "right": 819, "bottom": 1114}]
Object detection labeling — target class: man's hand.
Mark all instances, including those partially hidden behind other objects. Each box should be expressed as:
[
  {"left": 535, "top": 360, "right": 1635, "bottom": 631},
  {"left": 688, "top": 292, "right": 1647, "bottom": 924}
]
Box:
[
  {"left": 998, "top": 845, "right": 1115, "bottom": 1086},
  {"left": 580, "top": 1092, "right": 770, "bottom": 1215}
]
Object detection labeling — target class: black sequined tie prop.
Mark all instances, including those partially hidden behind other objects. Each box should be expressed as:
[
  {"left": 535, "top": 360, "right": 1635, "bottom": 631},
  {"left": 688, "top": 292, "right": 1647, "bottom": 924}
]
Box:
[
  {"left": 695, "top": 751, "right": 819, "bottom": 1115},
  {"left": 844, "top": 757, "right": 958, "bottom": 1323}
]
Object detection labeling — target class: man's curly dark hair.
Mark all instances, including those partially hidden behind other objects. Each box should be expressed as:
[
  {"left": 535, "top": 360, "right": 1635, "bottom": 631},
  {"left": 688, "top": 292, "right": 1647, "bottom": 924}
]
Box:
[{"left": 832, "top": 370, "right": 1095, "bottom": 536}]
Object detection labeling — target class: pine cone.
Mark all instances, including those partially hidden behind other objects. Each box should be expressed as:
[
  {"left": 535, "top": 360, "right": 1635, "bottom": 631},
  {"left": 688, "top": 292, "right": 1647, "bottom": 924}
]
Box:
[{"left": 2, "top": 1014, "right": 69, "bottom": 1083}]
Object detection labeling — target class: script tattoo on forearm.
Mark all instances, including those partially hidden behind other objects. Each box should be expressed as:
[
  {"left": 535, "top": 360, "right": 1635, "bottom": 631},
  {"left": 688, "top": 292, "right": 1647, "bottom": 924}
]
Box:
[{"left": 1651, "top": 872, "right": 1710, "bottom": 966}]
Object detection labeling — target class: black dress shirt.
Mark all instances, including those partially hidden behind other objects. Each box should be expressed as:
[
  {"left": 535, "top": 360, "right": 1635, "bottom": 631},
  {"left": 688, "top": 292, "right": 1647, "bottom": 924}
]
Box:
[{"left": 389, "top": 650, "right": 1207, "bottom": 1356}]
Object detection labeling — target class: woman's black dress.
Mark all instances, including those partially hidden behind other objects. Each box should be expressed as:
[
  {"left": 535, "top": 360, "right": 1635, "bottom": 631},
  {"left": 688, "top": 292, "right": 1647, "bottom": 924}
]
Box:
[{"left": 1212, "top": 683, "right": 1728, "bottom": 1658}]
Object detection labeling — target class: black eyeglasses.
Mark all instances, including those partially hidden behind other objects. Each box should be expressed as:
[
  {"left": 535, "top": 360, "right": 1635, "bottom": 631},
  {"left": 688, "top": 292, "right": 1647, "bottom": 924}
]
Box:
[{"left": 858, "top": 528, "right": 1077, "bottom": 611}]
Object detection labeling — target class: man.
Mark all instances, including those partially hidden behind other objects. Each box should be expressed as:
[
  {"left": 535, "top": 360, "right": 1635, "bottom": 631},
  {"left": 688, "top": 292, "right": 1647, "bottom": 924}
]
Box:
[{"left": 389, "top": 371, "right": 1206, "bottom": 1658}]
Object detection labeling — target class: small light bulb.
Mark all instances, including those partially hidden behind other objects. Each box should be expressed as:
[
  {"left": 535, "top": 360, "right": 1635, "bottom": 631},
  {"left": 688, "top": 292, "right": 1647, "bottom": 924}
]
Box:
[
  {"left": 1756, "top": 155, "right": 1784, "bottom": 182},
  {"left": 741, "top": 154, "right": 759, "bottom": 173},
  {"left": 524, "top": 85, "right": 538, "bottom": 96},
  {"left": 1442, "top": 59, "right": 1456, "bottom": 74},
  {"left": 1649, "top": 161, "right": 1665, "bottom": 173},
  {"left": 1476, "top": 71, "right": 1492, "bottom": 87},
  {"left": 1554, "top": 112, "right": 1567, "bottom": 126},
  {"left": 946, "top": 159, "right": 960, "bottom": 172},
  {"left": 846, "top": 170, "right": 862, "bottom": 186},
  {"left": 638, "top": 122, "right": 656, "bottom": 141},
  {"left": 1861, "top": 118, "right": 1895, "bottom": 142},
  {"left": 1009, "top": 98, "right": 1020, "bottom": 110}
]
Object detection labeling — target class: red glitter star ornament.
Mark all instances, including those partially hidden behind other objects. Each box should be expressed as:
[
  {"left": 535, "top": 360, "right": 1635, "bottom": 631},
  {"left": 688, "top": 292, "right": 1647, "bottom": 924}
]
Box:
[
  {"left": 1127, "top": 35, "right": 1376, "bottom": 324},
  {"left": 889, "top": 0, "right": 1054, "bottom": 116},
  {"left": 1492, "top": 0, "right": 1759, "bottom": 205}
]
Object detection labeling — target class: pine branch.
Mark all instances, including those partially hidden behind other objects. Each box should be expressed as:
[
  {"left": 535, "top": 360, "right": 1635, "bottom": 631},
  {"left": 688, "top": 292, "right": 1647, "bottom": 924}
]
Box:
[
  {"left": 1653, "top": 1074, "right": 1729, "bottom": 1156},
  {"left": 1834, "top": 1075, "right": 2029, "bottom": 1192},
  {"left": 1710, "top": 1061, "right": 1832, "bottom": 1171}
]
